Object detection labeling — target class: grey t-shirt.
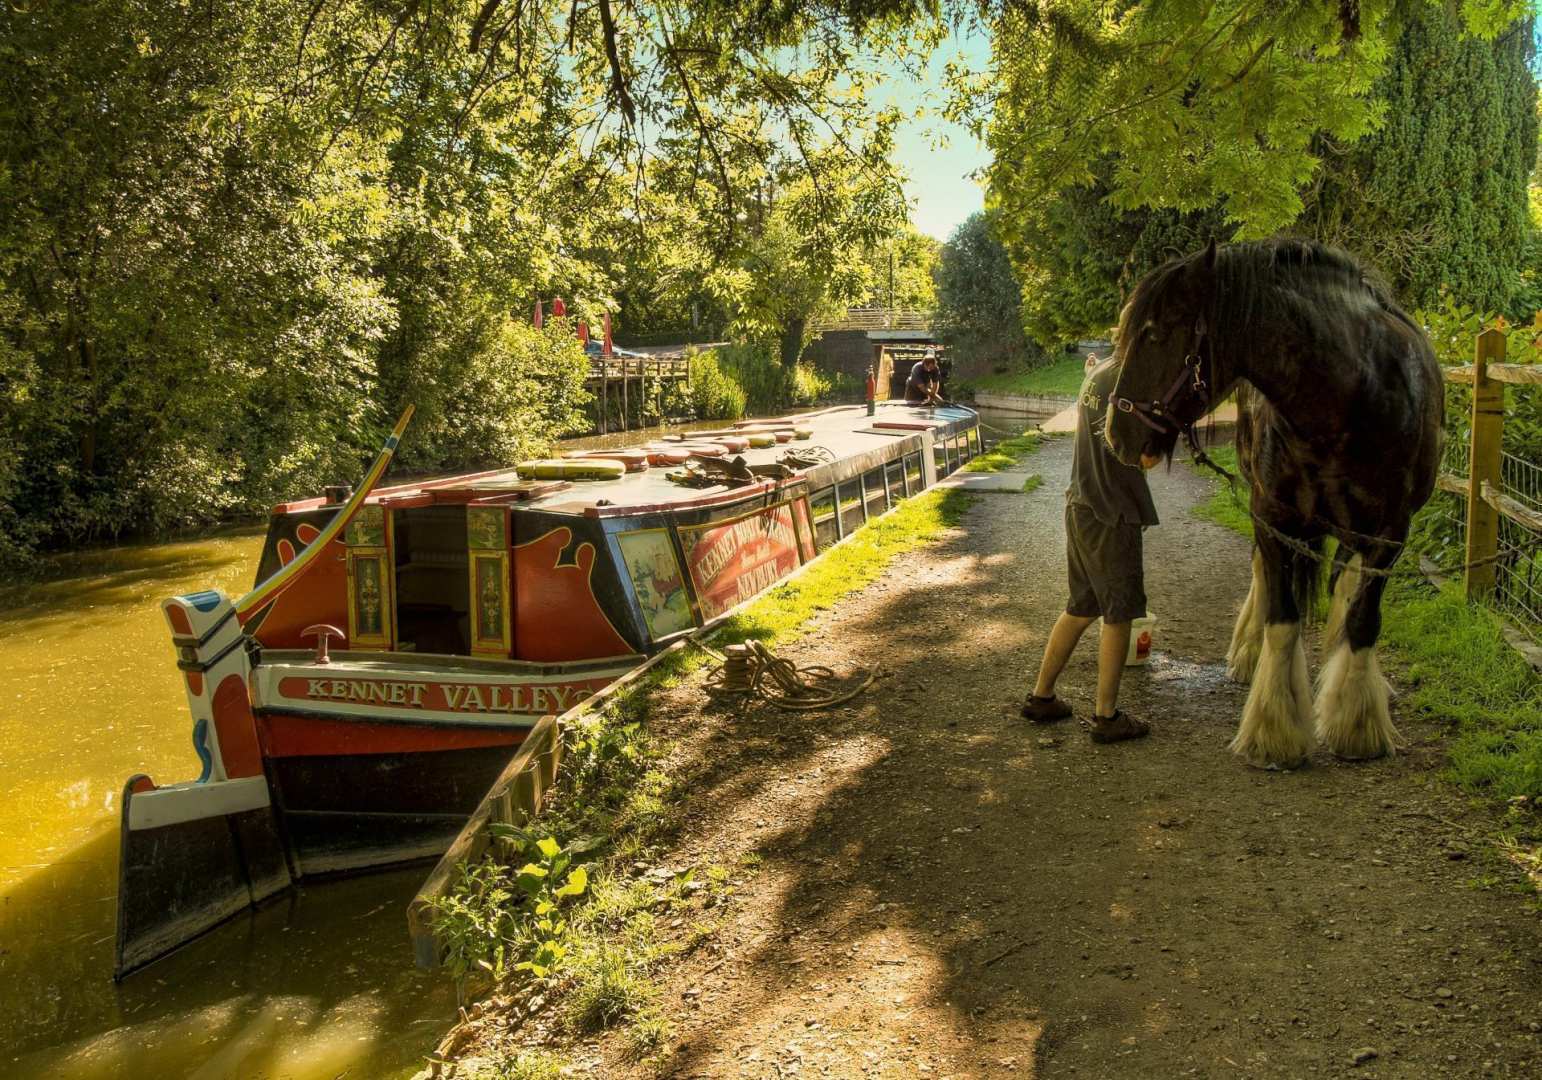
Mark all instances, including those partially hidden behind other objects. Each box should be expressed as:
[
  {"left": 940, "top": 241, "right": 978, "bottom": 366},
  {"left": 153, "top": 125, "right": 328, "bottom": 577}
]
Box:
[{"left": 1069, "top": 358, "right": 1159, "bottom": 528}]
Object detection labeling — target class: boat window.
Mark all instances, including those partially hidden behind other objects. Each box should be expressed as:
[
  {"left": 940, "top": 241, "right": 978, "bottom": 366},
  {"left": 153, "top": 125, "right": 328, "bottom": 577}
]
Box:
[
  {"left": 809, "top": 487, "right": 839, "bottom": 548},
  {"left": 393, "top": 506, "right": 470, "bottom": 655},
  {"left": 863, "top": 467, "right": 887, "bottom": 517},
  {"left": 885, "top": 460, "right": 905, "bottom": 503},
  {"left": 933, "top": 435, "right": 949, "bottom": 477},
  {"left": 904, "top": 452, "right": 923, "bottom": 494},
  {"left": 837, "top": 480, "right": 865, "bottom": 535}
]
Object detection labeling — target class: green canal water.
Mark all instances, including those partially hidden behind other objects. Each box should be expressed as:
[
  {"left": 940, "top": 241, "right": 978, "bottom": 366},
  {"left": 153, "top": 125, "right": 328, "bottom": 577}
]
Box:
[{"left": 0, "top": 530, "right": 454, "bottom": 1079}]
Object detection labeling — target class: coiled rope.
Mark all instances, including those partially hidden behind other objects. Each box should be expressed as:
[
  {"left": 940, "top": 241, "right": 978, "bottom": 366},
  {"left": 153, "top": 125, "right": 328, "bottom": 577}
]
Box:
[{"left": 704, "top": 639, "right": 876, "bottom": 710}]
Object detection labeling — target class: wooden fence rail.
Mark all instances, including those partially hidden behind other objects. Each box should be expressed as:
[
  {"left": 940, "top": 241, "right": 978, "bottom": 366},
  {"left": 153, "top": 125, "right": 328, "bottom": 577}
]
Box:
[
  {"left": 406, "top": 714, "right": 563, "bottom": 967},
  {"left": 1440, "top": 327, "right": 1540, "bottom": 599}
]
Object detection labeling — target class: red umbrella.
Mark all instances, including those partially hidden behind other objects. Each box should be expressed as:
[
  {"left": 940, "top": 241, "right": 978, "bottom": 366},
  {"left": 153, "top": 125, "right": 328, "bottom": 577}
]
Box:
[
  {"left": 577, "top": 320, "right": 589, "bottom": 345},
  {"left": 533, "top": 299, "right": 543, "bottom": 328},
  {"left": 552, "top": 296, "right": 567, "bottom": 318},
  {"left": 602, "top": 311, "right": 613, "bottom": 356}
]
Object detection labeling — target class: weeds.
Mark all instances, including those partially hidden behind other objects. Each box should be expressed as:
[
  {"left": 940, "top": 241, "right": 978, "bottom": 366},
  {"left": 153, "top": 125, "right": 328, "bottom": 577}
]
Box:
[
  {"left": 482, "top": 1050, "right": 567, "bottom": 1080},
  {"left": 1021, "top": 473, "right": 1043, "bottom": 493},
  {"left": 959, "top": 356, "right": 1087, "bottom": 399},
  {"left": 566, "top": 944, "right": 656, "bottom": 1032}
]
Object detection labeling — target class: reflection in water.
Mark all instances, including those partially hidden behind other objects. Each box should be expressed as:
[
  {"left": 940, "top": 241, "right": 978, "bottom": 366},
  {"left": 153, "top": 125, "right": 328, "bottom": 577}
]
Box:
[{"left": 0, "top": 532, "right": 451, "bottom": 1079}]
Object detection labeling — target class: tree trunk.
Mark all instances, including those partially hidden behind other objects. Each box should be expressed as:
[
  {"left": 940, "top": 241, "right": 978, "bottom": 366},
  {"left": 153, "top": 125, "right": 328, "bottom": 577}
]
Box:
[{"left": 779, "top": 316, "right": 806, "bottom": 367}]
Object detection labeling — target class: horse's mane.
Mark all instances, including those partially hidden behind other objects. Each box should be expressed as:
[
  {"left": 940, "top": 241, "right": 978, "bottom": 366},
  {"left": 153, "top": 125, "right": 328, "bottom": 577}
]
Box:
[{"left": 1119, "top": 238, "right": 1409, "bottom": 377}]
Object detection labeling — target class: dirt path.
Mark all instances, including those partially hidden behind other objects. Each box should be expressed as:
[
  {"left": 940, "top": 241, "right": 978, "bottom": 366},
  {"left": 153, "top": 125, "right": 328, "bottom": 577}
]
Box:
[{"left": 564, "top": 437, "right": 1541, "bottom": 1078}]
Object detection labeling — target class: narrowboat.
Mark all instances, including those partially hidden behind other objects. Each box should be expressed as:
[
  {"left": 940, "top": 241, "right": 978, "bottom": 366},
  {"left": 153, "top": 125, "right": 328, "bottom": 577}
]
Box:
[{"left": 115, "top": 401, "right": 981, "bottom": 977}]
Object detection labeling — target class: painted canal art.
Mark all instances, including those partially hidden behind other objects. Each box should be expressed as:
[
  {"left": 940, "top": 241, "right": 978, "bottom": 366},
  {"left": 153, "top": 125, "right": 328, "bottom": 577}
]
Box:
[
  {"left": 111, "top": 402, "right": 979, "bottom": 980},
  {"left": 618, "top": 528, "right": 693, "bottom": 638}
]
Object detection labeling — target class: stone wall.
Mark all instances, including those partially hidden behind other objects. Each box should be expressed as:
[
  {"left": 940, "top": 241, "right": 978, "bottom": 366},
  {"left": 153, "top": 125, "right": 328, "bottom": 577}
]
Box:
[{"left": 804, "top": 330, "right": 877, "bottom": 383}]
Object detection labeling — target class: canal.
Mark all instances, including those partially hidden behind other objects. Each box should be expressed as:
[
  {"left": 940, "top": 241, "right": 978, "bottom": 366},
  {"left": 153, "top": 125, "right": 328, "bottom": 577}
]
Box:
[{"left": 0, "top": 408, "right": 1048, "bottom": 1078}]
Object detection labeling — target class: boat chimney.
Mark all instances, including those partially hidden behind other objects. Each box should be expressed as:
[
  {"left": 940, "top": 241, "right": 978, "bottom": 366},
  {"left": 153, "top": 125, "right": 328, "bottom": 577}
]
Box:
[{"left": 323, "top": 483, "right": 353, "bottom": 506}]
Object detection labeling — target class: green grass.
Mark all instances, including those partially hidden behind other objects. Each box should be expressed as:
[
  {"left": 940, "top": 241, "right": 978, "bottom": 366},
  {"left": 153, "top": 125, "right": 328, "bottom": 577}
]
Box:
[
  {"left": 1021, "top": 474, "right": 1043, "bottom": 493},
  {"left": 964, "top": 432, "right": 1041, "bottom": 473},
  {"left": 1189, "top": 446, "right": 1542, "bottom": 803},
  {"left": 961, "top": 356, "right": 1087, "bottom": 399}
]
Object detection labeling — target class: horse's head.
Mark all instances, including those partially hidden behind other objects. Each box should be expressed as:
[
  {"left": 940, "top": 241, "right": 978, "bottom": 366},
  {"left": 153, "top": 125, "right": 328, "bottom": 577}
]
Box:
[{"left": 1106, "top": 241, "right": 1219, "bottom": 467}]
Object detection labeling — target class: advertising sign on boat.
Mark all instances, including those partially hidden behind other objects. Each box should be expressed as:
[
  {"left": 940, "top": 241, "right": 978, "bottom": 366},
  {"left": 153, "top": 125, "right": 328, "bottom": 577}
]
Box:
[{"left": 679, "top": 500, "right": 805, "bottom": 621}]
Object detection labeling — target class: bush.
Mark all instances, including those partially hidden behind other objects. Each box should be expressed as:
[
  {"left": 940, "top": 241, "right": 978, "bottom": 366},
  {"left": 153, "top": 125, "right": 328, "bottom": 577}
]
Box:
[
  {"left": 699, "top": 342, "right": 844, "bottom": 415},
  {"left": 686, "top": 351, "right": 748, "bottom": 420}
]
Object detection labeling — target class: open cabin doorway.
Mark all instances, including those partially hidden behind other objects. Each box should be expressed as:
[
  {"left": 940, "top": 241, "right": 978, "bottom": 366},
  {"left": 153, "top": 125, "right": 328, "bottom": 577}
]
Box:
[{"left": 393, "top": 506, "right": 470, "bottom": 654}]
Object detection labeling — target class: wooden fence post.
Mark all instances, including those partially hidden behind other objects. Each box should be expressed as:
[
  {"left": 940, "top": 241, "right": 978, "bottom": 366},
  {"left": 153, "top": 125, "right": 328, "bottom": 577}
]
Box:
[{"left": 1465, "top": 327, "right": 1506, "bottom": 598}]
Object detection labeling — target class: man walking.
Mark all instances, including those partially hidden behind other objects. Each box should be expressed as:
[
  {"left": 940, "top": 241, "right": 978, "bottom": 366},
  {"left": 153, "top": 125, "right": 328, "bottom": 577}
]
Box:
[{"left": 1022, "top": 355, "right": 1160, "bottom": 743}]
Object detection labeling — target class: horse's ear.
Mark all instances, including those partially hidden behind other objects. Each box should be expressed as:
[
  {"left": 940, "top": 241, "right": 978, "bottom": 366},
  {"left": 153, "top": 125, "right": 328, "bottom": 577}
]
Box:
[{"left": 1203, "top": 238, "right": 1218, "bottom": 269}]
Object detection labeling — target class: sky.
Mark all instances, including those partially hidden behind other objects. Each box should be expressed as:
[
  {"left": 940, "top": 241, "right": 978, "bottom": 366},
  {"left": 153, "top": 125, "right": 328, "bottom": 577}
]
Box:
[{"left": 883, "top": 28, "right": 993, "bottom": 242}]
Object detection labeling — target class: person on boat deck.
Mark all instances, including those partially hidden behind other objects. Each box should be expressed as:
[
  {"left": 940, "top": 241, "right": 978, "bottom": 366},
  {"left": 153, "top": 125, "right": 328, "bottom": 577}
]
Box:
[
  {"left": 905, "top": 349, "right": 944, "bottom": 405},
  {"left": 1022, "top": 354, "right": 1161, "bottom": 744}
]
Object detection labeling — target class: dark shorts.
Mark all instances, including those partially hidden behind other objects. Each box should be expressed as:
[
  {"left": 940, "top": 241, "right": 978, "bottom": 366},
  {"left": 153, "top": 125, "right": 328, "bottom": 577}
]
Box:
[{"left": 1065, "top": 501, "right": 1147, "bottom": 623}]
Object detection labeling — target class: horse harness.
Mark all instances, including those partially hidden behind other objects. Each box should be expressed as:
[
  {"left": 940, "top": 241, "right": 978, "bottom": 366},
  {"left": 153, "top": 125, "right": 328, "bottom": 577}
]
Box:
[
  {"left": 1107, "top": 315, "right": 1236, "bottom": 482},
  {"left": 1109, "top": 315, "right": 1214, "bottom": 439}
]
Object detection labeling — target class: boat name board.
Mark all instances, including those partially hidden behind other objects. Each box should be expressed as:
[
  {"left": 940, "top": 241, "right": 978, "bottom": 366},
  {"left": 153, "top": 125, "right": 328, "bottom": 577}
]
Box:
[
  {"left": 680, "top": 500, "right": 805, "bottom": 622},
  {"left": 279, "top": 675, "right": 607, "bottom": 716}
]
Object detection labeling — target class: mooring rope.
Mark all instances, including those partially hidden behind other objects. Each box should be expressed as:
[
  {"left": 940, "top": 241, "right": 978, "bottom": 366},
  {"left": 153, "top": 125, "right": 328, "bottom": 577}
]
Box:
[{"left": 705, "top": 639, "right": 877, "bottom": 710}]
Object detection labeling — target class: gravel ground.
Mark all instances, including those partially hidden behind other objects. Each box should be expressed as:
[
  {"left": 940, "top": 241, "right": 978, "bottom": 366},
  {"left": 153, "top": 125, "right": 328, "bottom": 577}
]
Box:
[{"left": 509, "top": 436, "right": 1542, "bottom": 1079}]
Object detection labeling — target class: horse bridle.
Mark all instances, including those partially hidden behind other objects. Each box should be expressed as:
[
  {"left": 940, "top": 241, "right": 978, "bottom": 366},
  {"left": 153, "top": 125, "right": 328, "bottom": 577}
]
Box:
[{"left": 1109, "top": 315, "right": 1214, "bottom": 438}]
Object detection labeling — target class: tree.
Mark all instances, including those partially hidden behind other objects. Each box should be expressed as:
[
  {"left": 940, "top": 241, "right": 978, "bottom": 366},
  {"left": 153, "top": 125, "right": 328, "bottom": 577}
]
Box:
[
  {"left": 979, "top": 1, "right": 1529, "bottom": 246},
  {"left": 1303, "top": 6, "right": 1538, "bottom": 313},
  {"left": 984, "top": 4, "right": 1537, "bottom": 342},
  {"left": 932, "top": 211, "right": 1038, "bottom": 376},
  {"left": 859, "top": 226, "right": 940, "bottom": 312}
]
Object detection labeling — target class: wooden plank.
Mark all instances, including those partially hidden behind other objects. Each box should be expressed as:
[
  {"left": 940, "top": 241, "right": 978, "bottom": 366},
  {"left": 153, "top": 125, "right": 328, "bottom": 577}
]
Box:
[
  {"left": 1488, "top": 363, "right": 1542, "bottom": 385},
  {"left": 1446, "top": 361, "right": 1542, "bottom": 385},
  {"left": 406, "top": 714, "right": 559, "bottom": 963},
  {"left": 1466, "top": 329, "right": 1505, "bottom": 597},
  {"left": 1436, "top": 472, "right": 1469, "bottom": 497},
  {"left": 1481, "top": 480, "right": 1542, "bottom": 533}
]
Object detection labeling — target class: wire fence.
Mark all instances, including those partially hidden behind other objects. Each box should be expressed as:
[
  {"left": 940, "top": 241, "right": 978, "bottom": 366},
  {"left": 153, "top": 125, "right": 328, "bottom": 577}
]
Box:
[{"left": 1423, "top": 360, "right": 1542, "bottom": 641}]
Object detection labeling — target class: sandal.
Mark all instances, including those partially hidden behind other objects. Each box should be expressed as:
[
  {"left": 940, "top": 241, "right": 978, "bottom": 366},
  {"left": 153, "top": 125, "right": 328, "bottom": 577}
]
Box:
[
  {"left": 1022, "top": 694, "right": 1073, "bottom": 723},
  {"left": 1088, "top": 710, "right": 1150, "bottom": 744}
]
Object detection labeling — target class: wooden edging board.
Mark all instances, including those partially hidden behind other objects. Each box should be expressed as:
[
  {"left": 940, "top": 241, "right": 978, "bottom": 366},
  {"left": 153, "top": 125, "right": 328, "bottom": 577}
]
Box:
[{"left": 405, "top": 423, "right": 965, "bottom": 967}]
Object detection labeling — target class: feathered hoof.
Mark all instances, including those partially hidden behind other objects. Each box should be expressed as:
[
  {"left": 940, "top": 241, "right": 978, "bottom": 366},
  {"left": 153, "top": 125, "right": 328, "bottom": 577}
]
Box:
[
  {"left": 1226, "top": 641, "right": 1260, "bottom": 685},
  {"left": 1315, "top": 644, "right": 1398, "bottom": 763},
  {"left": 1228, "top": 728, "right": 1312, "bottom": 771}
]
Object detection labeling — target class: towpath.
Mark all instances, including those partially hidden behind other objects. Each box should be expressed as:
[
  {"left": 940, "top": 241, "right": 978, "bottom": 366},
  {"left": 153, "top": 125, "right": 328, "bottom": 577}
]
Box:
[{"left": 534, "top": 436, "right": 1541, "bottom": 1077}]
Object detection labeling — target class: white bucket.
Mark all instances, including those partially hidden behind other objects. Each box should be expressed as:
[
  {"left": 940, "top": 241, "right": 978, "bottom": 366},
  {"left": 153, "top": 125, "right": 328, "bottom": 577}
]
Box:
[
  {"left": 1101, "top": 614, "right": 1158, "bottom": 666},
  {"left": 1127, "top": 614, "right": 1157, "bottom": 666}
]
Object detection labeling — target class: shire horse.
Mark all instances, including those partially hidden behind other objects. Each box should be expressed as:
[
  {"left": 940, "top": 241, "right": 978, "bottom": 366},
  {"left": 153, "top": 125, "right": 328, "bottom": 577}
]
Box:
[{"left": 1105, "top": 239, "right": 1443, "bottom": 768}]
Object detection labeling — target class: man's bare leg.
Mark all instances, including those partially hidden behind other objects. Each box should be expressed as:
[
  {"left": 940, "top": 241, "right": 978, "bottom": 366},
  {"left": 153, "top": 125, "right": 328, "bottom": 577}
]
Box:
[
  {"left": 1032, "top": 612, "right": 1097, "bottom": 699},
  {"left": 1095, "top": 620, "right": 1131, "bottom": 717}
]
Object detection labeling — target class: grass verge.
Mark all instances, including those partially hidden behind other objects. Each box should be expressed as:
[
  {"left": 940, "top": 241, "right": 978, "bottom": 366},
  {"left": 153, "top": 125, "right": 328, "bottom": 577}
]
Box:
[
  {"left": 964, "top": 432, "right": 1041, "bottom": 473},
  {"left": 961, "top": 356, "right": 1086, "bottom": 399},
  {"left": 425, "top": 482, "right": 983, "bottom": 1071},
  {"left": 1190, "top": 446, "right": 1542, "bottom": 807}
]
